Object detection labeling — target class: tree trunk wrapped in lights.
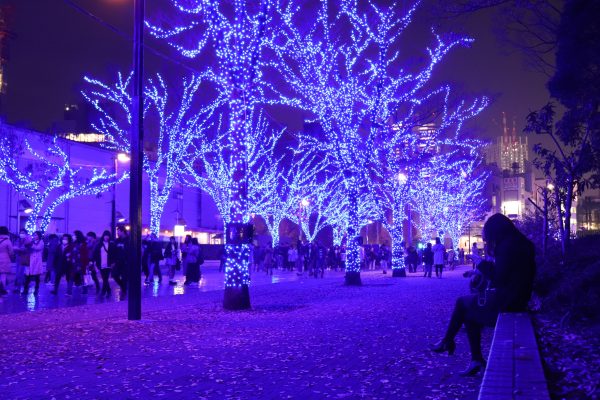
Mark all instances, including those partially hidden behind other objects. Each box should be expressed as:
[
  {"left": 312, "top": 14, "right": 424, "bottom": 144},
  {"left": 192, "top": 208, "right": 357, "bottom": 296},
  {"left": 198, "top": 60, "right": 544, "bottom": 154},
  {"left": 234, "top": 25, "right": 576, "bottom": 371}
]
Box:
[
  {"left": 273, "top": 0, "right": 487, "bottom": 285},
  {"left": 148, "top": 0, "right": 277, "bottom": 309}
]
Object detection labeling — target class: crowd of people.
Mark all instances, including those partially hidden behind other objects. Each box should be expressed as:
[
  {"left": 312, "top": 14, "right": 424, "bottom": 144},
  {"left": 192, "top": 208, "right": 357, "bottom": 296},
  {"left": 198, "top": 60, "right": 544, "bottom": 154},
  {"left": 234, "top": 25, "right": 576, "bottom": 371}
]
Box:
[
  {"left": 0, "top": 226, "right": 207, "bottom": 298},
  {"left": 245, "top": 241, "right": 394, "bottom": 277},
  {"left": 1, "top": 214, "right": 536, "bottom": 380},
  {"left": 0, "top": 223, "right": 483, "bottom": 298}
]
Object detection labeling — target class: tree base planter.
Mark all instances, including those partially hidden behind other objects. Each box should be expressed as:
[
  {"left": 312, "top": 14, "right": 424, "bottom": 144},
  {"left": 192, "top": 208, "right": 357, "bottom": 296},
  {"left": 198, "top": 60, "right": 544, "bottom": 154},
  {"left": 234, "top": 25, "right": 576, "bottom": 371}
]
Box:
[
  {"left": 344, "top": 271, "right": 362, "bottom": 286},
  {"left": 392, "top": 269, "right": 406, "bottom": 277},
  {"left": 223, "top": 285, "right": 251, "bottom": 310}
]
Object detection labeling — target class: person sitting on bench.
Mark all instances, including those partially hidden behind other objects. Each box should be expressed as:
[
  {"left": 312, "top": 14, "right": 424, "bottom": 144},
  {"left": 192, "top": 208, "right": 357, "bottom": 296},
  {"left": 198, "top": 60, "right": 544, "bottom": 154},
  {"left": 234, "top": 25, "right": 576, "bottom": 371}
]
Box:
[{"left": 430, "top": 213, "right": 536, "bottom": 376}]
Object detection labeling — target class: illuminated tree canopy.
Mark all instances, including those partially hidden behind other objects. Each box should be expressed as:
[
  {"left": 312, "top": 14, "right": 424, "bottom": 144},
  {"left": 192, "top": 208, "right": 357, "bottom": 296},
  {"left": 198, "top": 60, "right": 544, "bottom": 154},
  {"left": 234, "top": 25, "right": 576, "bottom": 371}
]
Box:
[
  {"left": 0, "top": 132, "right": 126, "bottom": 234},
  {"left": 83, "top": 72, "right": 219, "bottom": 235}
]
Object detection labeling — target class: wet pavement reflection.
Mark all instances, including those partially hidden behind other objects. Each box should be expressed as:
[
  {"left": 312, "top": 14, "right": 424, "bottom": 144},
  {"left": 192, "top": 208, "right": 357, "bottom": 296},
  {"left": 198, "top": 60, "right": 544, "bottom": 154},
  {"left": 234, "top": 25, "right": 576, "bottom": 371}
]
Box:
[{"left": 0, "top": 261, "right": 341, "bottom": 315}]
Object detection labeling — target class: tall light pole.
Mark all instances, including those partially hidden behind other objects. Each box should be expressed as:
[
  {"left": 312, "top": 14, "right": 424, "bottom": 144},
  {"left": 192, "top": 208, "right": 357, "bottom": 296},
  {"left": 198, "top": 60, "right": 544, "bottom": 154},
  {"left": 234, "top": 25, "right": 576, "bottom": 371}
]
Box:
[
  {"left": 128, "top": 0, "right": 144, "bottom": 321},
  {"left": 112, "top": 153, "right": 130, "bottom": 237}
]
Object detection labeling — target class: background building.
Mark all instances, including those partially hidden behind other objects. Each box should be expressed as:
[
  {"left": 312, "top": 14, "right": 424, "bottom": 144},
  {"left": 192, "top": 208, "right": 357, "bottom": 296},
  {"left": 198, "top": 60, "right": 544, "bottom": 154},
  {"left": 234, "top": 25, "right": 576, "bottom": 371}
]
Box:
[
  {"left": 576, "top": 190, "right": 600, "bottom": 235},
  {"left": 0, "top": 123, "right": 224, "bottom": 243},
  {"left": 486, "top": 112, "right": 529, "bottom": 174},
  {"left": 485, "top": 112, "right": 536, "bottom": 219}
]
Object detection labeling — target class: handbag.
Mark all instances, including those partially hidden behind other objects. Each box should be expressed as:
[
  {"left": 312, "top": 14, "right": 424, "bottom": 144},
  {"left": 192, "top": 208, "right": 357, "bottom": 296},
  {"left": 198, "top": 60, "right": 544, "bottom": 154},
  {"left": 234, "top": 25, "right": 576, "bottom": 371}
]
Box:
[
  {"left": 467, "top": 269, "right": 496, "bottom": 307},
  {"left": 83, "top": 272, "right": 92, "bottom": 286}
]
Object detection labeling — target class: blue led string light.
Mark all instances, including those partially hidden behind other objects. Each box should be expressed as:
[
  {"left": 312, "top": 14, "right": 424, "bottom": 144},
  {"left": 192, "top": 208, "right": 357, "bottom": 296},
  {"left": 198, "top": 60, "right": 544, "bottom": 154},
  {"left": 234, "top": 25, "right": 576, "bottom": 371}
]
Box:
[
  {"left": 148, "top": 1, "right": 282, "bottom": 300},
  {"left": 83, "top": 72, "right": 219, "bottom": 235},
  {"left": 272, "top": 0, "right": 488, "bottom": 282},
  {"left": 0, "top": 134, "right": 126, "bottom": 234}
]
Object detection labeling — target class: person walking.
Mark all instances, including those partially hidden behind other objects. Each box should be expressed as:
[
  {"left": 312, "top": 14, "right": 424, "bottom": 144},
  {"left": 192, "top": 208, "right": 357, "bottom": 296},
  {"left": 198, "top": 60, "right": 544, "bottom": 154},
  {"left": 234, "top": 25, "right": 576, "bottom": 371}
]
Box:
[
  {"left": 92, "top": 231, "right": 115, "bottom": 297},
  {"left": 327, "top": 246, "right": 337, "bottom": 271},
  {"left": 406, "top": 246, "right": 418, "bottom": 273},
  {"left": 0, "top": 226, "right": 14, "bottom": 296},
  {"left": 458, "top": 247, "right": 465, "bottom": 265},
  {"left": 184, "top": 238, "right": 202, "bottom": 285},
  {"left": 141, "top": 236, "right": 150, "bottom": 283},
  {"left": 430, "top": 213, "right": 536, "bottom": 376},
  {"left": 164, "top": 236, "right": 179, "bottom": 285},
  {"left": 23, "top": 231, "right": 44, "bottom": 296},
  {"left": 72, "top": 231, "right": 90, "bottom": 294},
  {"left": 86, "top": 232, "right": 101, "bottom": 293},
  {"left": 146, "top": 233, "right": 164, "bottom": 285},
  {"left": 253, "top": 244, "right": 263, "bottom": 272},
  {"left": 112, "top": 226, "right": 129, "bottom": 298},
  {"left": 471, "top": 243, "right": 481, "bottom": 269},
  {"left": 180, "top": 235, "right": 192, "bottom": 276},
  {"left": 44, "top": 234, "right": 60, "bottom": 284},
  {"left": 447, "top": 248, "right": 456, "bottom": 271},
  {"left": 13, "top": 229, "right": 31, "bottom": 294},
  {"left": 288, "top": 245, "right": 298, "bottom": 272},
  {"left": 422, "top": 243, "right": 433, "bottom": 278},
  {"left": 380, "top": 244, "right": 389, "bottom": 274},
  {"left": 51, "top": 234, "right": 74, "bottom": 296},
  {"left": 263, "top": 244, "right": 273, "bottom": 275},
  {"left": 432, "top": 238, "right": 446, "bottom": 278}
]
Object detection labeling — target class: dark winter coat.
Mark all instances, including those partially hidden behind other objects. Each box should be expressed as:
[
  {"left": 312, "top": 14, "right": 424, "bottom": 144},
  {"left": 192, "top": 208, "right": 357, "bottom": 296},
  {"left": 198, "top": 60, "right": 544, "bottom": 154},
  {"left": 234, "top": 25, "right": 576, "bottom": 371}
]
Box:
[
  {"left": 114, "top": 237, "right": 129, "bottom": 271},
  {"left": 56, "top": 243, "right": 75, "bottom": 274},
  {"left": 148, "top": 240, "right": 164, "bottom": 263},
  {"left": 92, "top": 240, "right": 117, "bottom": 269},
  {"left": 489, "top": 236, "right": 536, "bottom": 312},
  {"left": 422, "top": 247, "right": 434, "bottom": 265}
]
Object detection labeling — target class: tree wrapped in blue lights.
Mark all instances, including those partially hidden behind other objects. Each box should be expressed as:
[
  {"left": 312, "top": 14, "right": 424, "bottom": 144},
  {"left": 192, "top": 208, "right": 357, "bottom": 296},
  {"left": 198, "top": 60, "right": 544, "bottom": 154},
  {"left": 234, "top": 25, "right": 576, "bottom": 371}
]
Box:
[
  {"left": 323, "top": 182, "right": 379, "bottom": 247},
  {"left": 409, "top": 150, "right": 487, "bottom": 247},
  {"left": 148, "top": 0, "right": 278, "bottom": 309},
  {"left": 183, "top": 111, "right": 285, "bottom": 243},
  {"left": 424, "top": 156, "right": 489, "bottom": 249},
  {"left": 0, "top": 132, "right": 126, "bottom": 233},
  {"left": 294, "top": 175, "right": 345, "bottom": 243},
  {"left": 273, "top": 0, "right": 487, "bottom": 283},
  {"left": 254, "top": 146, "right": 327, "bottom": 246},
  {"left": 83, "top": 72, "right": 218, "bottom": 236}
]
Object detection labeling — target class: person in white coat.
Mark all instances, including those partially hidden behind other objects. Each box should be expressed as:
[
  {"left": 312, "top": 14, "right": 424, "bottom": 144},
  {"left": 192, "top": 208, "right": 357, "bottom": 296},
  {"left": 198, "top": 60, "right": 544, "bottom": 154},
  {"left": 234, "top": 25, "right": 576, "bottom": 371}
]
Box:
[
  {"left": 23, "top": 231, "right": 44, "bottom": 296},
  {"left": 432, "top": 237, "right": 446, "bottom": 278},
  {"left": 0, "top": 226, "right": 14, "bottom": 296}
]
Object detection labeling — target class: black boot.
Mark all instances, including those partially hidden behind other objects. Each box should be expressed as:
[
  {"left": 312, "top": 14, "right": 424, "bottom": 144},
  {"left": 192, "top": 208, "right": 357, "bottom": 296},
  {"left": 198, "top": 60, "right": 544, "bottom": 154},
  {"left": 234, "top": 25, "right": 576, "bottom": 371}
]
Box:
[
  {"left": 459, "top": 360, "right": 486, "bottom": 376},
  {"left": 430, "top": 339, "right": 456, "bottom": 356}
]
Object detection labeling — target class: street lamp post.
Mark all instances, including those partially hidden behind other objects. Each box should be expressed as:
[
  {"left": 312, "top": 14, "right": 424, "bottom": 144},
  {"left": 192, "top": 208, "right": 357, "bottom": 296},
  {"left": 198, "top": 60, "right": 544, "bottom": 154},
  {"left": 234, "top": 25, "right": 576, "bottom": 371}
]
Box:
[
  {"left": 298, "top": 198, "right": 309, "bottom": 242},
  {"left": 16, "top": 199, "right": 33, "bottom": 234},
  {"left": 112, "top": 153, "right": 130, "bottom": 237},
  {"left": 128, "top": 0, "right": 144, "bottom": 321}
]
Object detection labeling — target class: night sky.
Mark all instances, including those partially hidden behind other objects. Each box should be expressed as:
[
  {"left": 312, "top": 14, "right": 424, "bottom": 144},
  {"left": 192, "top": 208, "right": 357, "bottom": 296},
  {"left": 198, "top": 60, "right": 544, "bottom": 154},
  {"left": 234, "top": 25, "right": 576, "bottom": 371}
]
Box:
[{"left": 0, "top": 0, "right": 551, "bottom": 141}]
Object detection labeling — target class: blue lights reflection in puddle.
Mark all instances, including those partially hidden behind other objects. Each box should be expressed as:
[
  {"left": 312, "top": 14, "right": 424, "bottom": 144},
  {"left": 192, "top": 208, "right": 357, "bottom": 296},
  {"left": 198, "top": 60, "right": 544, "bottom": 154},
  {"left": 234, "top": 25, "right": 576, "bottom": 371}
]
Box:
[{"left": 26, "top": 293, "right": 38, "bottom": 311}]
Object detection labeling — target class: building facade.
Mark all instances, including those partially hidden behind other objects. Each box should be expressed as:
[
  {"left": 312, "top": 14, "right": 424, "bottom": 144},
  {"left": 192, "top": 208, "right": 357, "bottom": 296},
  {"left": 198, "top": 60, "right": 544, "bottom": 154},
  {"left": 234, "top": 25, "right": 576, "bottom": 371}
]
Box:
[
  {"left": 486, "top": 112, "right": 529, "bottom": 174},
  {"left": 0, "top": 123, "right": 223, "bottom": 243}
]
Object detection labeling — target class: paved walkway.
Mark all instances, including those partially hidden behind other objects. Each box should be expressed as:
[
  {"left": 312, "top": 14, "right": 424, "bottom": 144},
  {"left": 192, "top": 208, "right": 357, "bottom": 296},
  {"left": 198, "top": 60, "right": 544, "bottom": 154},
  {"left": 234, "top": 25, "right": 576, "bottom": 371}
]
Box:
[
  {"left": 0, "top": 265, "right": 487, "bottom": 399},
  {"left": 0, "top": 261, "right": 310, "bottom": 315}
]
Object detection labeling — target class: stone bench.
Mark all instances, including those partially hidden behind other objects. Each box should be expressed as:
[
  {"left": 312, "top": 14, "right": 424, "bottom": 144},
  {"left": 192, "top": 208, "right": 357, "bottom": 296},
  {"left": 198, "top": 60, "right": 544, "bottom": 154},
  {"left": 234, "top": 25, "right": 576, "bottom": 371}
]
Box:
[{"left": 478, "top": 313, "right": 550, "bottom": 400}]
